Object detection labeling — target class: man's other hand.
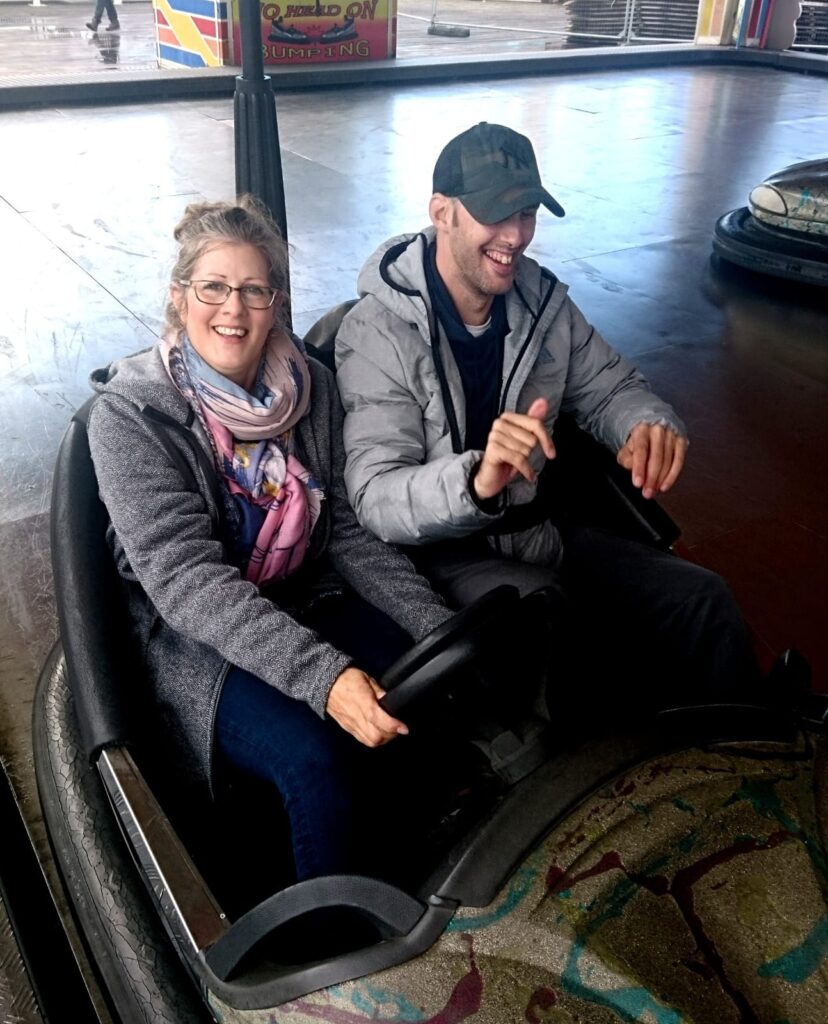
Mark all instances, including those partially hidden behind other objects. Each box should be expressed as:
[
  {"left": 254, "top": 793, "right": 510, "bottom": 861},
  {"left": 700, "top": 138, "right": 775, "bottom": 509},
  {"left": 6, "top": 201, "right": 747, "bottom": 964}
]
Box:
[
  {"left": 473, "top": 398, "right": 556, "bottom": 502},
  {"left": 616, "top": 422, "right": 687, "bottom": 499}
]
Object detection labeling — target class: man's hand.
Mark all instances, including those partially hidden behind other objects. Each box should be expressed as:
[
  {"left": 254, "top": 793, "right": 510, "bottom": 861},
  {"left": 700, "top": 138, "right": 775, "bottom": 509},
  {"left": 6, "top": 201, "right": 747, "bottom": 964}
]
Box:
[
  {"left": 325, "top": 667, "right": 408, "bottom": 747},
  {"left": 616, "top": 423, "right": 687, "bottom": 499},
  {"left": 473, "top": 398, "right": 556, "bottom": 501}
]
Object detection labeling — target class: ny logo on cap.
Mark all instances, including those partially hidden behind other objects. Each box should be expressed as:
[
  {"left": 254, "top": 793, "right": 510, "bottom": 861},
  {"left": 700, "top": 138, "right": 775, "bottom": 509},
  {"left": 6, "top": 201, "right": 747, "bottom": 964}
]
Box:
[{"left": 495, "top": 137, "right": 532, "bottom": 173}]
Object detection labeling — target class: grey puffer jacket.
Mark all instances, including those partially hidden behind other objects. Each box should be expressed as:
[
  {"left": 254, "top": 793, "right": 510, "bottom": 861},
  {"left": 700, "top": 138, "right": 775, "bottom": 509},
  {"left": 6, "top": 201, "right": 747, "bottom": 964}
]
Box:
[
  {"left": 87, "top": 343, "right": 450, "bottom": 788},
  {"left": 336, "top": 228, "right": 686, "bottom": 565}
]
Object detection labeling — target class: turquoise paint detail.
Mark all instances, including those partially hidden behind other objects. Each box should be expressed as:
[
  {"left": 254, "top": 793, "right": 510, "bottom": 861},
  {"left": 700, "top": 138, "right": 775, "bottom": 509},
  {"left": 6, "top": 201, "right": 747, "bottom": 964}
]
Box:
[
  {"left": 350, "top": 982, "right": 426, "bottom": 1020},
  {"left": 727, "top": 776, "right": 828, "bottom": 880},
  {"left": 335, "top": 977, "right": 425, "bottom": 1020},
  {"left": 725, "top": 776, "right": 793, "bottom": 824},
  {"left": 672, "top": 797, "right": 696, "bottom": 814},
  {"left": 562, "top": 938, "right": 682, "bottom": 1023},
  {"left": 587, "top": 855, "right": 671, "bottom": 932},
  {"left": 628, "top": 801, "right": 652, "bottom": 821},
  {"left": 447, "top": 865, "right": 538, "bottom": 932},
  {"left": 794, "top": 187, "right": 812, "bottom": 212},
  {"left": 759, "top": 916, "right": 828, "bottom": 984},
  {"left": 677, "top": 830, "right": 698, "bottom": 854}
]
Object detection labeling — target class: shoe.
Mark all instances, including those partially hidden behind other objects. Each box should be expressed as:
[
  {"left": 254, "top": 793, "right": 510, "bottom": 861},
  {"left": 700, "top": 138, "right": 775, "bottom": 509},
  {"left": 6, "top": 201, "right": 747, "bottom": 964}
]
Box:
[
  {"left": 106, "top": 21, "right": 120, "bottom": 31},
  {"left": 85, "top": 20, "right": 99, "bottom": 31},
  {"left": 766, "top": 648, "right": 812, "bottom": 706}
]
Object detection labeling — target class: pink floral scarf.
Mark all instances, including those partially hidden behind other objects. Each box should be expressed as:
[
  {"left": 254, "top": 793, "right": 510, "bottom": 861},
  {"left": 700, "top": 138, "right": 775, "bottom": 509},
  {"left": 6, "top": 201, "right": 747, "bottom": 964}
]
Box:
[{"left": 159, "top": 330, "right": 324, "bottom": 586}]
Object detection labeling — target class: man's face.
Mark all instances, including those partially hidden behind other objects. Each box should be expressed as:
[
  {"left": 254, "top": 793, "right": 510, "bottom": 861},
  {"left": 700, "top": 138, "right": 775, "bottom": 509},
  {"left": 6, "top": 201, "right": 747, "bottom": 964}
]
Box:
[{"left": 431, "top": 196, "right": 538, "bottom": 318}]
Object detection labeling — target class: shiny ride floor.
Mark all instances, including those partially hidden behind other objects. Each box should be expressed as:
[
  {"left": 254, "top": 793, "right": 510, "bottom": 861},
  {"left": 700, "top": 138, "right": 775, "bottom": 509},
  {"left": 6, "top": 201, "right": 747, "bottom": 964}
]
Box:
[{"left": 0, "top": 62, "right": 826, "bottom": 1018}]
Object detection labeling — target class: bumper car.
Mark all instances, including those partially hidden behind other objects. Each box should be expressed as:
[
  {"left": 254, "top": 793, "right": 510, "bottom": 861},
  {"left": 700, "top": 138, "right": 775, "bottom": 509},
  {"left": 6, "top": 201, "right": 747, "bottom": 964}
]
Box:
[
  {"left": 713, "top": 158, "right": 828, "bottom": 285},
  {"left": 34, "top": 305, "right": 828, "bottom": 1024}
]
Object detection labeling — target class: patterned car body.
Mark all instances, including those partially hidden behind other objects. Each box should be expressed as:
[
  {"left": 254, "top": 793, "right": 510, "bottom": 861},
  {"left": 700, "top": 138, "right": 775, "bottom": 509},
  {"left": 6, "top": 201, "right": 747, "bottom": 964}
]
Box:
[
  {"left": 209, "top": 736, "right": 828, "bottom": 1023},
  {"left": 750, "top": 158, "right": 828, "bottom": 237}
]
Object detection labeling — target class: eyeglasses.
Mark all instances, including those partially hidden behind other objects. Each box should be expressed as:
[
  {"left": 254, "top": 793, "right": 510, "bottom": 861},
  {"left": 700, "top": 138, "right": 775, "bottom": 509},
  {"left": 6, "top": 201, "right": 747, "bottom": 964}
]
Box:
[{"left": 181, "top": 279, "right": 278, "bottom": 310}]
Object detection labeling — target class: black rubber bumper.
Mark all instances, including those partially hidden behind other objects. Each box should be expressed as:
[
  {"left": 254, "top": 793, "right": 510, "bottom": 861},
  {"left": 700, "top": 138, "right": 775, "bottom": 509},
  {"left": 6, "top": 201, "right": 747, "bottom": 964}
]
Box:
[{"left": 713, "top": 207, "right": 828, "bottom": 286}]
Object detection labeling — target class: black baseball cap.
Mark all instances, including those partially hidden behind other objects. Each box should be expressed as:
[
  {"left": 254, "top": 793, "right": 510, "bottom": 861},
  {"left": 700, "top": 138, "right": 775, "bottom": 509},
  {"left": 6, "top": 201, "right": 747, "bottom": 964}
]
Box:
[{"left": 432, "top": 122, "right": 565, "bottom": 224}]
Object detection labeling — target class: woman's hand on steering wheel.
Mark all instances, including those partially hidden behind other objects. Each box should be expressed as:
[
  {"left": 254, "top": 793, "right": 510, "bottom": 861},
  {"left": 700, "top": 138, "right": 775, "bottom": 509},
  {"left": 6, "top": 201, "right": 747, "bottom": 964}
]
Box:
[{"left": 326, "top": 667, "right": 409, "bottom": 747}]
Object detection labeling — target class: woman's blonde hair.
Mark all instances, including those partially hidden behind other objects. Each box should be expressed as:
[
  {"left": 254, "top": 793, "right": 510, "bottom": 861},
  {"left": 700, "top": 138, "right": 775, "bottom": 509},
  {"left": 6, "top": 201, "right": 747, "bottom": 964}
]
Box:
[{"left": 166, "top": 195, "right": 289, "bottom": 332}]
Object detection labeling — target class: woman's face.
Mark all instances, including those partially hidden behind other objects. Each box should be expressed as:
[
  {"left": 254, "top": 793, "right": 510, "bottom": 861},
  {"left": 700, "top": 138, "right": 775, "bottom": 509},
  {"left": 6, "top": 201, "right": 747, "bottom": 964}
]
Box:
[{"left": 172, "top": 241, "right": 277, "bottom": 391}]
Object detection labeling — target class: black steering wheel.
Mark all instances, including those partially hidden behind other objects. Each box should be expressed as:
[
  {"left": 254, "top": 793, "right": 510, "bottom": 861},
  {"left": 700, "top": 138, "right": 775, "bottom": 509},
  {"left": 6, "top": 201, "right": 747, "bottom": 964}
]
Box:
[{"left": 379, "top": 585, "right": 520, "bottom": 717}]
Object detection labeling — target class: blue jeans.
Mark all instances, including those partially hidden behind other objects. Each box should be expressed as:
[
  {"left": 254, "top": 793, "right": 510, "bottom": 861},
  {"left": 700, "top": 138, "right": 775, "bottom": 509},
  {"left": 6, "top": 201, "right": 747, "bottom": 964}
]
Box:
[
  {"left": 214, "top": 591, "right": 412, "bottom": 881},
  {"left": 91, "top": 0, "right": 118, "bottom": 25}
]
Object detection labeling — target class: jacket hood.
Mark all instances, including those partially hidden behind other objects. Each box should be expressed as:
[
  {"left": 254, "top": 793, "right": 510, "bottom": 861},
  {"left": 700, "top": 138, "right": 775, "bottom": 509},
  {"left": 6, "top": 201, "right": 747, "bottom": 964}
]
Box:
[
  {"left": 356, "top": 227, "right": 568, "bottom": 342},
  {"left": 90, "top": 345, "right": 190, "bottom": 422},
  {"left": 356, "top": 230, "right": 433, "bottom": 339}
]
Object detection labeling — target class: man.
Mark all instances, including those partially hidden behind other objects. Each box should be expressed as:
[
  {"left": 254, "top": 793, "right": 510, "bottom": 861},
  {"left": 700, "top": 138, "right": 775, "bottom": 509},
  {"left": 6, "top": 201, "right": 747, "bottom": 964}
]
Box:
[{"left": 334, "top": 121, "right": 759, "bottom": 700}]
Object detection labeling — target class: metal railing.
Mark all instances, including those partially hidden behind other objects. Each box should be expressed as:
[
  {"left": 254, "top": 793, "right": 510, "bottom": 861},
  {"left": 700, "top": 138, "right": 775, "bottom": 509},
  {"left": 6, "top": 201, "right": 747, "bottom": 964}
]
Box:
[
  {"left": 419, "top": 0, "right": 828, "bottom": 51},
  {"left": 419, "top": 0, "right": 701, "bottom": 48},
  {"left": 563, "top": 0, "right": 699, "bottom": 45},
  {"left": 793, "top": 0, "right": 828, "bottom": 50}
]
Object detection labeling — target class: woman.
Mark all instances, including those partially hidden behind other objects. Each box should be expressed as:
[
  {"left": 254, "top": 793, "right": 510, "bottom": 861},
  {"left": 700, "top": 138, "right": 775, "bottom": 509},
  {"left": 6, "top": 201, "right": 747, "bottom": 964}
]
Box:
[{"left": 87, "top": 197, "right": 452, "bottom": 882}]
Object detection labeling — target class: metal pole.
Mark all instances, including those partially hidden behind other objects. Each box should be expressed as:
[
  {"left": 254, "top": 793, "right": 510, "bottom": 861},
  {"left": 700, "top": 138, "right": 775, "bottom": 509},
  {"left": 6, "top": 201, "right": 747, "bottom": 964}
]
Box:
[{"left": 234, "top": 0, "right": 289, "bottom": 247}]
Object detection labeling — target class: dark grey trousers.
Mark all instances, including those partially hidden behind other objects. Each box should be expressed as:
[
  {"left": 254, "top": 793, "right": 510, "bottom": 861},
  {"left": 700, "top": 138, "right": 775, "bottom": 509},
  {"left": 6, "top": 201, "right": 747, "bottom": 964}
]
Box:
[{"left": 406, "top": 526, "right": 761, "bottom": 710}]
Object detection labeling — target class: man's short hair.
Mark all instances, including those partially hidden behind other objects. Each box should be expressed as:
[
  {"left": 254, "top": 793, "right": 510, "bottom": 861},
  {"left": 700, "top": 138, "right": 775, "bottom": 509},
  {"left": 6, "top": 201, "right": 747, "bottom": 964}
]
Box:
[{"left": 432, "top": 122, "right": 565, "bottom": 225}]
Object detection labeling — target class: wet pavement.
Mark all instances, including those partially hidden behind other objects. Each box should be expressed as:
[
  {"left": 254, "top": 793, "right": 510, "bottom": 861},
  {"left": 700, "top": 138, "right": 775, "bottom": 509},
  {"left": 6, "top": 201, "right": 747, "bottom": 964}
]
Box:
[
  {"left": 0, "top": 55, "right": 826, "bottom": 1021},
  {"left": 0, "top": 0, "right": 576, "bottom": 86}
]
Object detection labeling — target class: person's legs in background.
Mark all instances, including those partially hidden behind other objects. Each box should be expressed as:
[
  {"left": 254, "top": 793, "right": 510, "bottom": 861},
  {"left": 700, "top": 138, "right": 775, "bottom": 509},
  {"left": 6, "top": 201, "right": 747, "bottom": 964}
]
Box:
[{"left": 86, "top": 0, "right": 119, "bottom": 31}]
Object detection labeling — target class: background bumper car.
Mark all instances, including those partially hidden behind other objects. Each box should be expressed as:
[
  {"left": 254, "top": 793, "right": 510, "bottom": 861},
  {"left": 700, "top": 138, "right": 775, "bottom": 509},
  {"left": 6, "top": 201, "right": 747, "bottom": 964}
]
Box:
[
  {"left": 34, "top": 305, "right": 828, "bottom": 1023},
  {"left": 713, "top": 158, "right": 828, "bottom": 286}
]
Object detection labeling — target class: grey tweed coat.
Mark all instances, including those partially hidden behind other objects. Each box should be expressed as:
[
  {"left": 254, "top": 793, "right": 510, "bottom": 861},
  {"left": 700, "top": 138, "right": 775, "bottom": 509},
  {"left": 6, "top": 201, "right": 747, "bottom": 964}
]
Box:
[{"left": 87, "top": 344, "right": 451, "bottom": 788}]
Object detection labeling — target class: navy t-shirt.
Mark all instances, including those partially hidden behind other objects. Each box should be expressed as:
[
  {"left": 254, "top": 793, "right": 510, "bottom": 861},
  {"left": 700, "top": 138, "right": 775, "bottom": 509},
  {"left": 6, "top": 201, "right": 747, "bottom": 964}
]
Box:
[{"left": 425, "top": 242, "right": 507, "bottom": 452}]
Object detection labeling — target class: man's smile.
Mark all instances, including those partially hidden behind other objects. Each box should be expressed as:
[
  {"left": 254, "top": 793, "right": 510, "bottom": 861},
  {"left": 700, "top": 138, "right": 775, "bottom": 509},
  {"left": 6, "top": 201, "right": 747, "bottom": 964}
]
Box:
[{"left": 485, "top": 250, "right": 514, "bottom": 266}]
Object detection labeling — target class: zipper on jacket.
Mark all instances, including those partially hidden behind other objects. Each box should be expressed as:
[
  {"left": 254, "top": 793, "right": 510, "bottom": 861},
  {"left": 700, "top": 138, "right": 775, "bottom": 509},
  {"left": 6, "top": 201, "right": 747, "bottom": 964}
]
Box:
[
  {"left": 493, "top": 272, "right": 557, "bottom": 558},
  {"left": 426, "top": 301, "right": 464, "bottom": 455},
  {"left": 499, "top": 271, "right": 558, "bottom": 416},
  {"left": 382, "top": 236, "right": 466, "bottom": 455}
]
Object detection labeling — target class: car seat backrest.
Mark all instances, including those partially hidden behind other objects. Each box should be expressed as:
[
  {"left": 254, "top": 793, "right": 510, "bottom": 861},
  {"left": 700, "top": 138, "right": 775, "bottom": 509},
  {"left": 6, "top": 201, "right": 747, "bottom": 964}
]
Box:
[
  {"left": 50, "top": 397, "right": 137, "bottom": 763},
  {"left": 302, "top": 298, "right": 357, "bottom": 372}
]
